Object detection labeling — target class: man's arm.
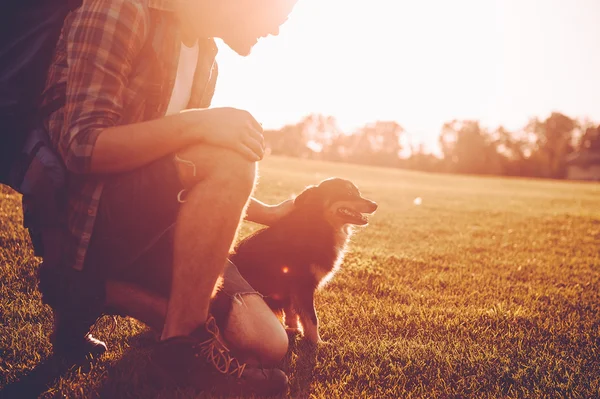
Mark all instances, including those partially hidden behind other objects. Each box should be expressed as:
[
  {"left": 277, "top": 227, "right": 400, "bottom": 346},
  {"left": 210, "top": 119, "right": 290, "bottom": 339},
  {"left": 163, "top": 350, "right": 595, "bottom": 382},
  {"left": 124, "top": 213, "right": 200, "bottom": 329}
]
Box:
[
  {"left": 61, "top": 0, "right": 200, "bottom": 174},
  {"left": 90, "top": 114, "right": 197, "bottom": 173},
  {"left": 245, "top": 198, "right": 294, "bottom": 226},
  {"left": 59, "top": 0, "right": 153, "bottom": 174},
  {"left": 59, "top": 1, "right": 263, "bottom": 175}
]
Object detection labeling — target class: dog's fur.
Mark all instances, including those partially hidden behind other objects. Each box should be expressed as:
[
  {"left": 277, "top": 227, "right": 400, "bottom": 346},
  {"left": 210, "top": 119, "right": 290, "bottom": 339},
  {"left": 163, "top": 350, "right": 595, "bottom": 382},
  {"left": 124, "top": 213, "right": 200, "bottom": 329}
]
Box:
[{"left": 212, "top": 178, "right": 377, "bottom": 343}]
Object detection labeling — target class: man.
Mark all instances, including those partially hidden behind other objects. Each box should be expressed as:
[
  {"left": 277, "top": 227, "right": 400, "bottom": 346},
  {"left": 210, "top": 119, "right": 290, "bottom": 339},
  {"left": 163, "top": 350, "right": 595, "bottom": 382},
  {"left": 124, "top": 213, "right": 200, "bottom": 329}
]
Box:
[{"left": 39, "top": 0, "right": 298, "bottom": 395}]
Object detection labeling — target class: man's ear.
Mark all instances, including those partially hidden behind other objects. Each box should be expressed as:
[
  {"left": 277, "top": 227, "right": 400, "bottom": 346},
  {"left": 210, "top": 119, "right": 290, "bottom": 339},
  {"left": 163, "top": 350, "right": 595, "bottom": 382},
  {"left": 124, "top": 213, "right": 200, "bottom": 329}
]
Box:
[{"left": 294, "top": 186, "right": 319, "bottom": 208}]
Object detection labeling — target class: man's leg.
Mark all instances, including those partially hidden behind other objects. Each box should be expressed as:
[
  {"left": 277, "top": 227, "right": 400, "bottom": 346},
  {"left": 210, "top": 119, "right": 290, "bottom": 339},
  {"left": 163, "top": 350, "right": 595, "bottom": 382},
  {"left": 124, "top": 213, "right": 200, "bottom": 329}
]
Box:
[
  {"left": 48, "top": 145, "right": 253, "bottom": 355},
  {"left": 102, "top": 144, "right": 288, "bottom": 361},
  {"left": 105, "top": 280, "right": 289, "bottom": 365},
  {"left": 105, "top": 281, "right": 166, "bottom": 332},
  {"left": 159, "top": 145, "right": 256, "bottom": 339},
  {"left": 222, "top": 293, "right": 289, "bottom": 365},
  {"left": 88, "top": 145, "right": 289, "bottom": 393}
]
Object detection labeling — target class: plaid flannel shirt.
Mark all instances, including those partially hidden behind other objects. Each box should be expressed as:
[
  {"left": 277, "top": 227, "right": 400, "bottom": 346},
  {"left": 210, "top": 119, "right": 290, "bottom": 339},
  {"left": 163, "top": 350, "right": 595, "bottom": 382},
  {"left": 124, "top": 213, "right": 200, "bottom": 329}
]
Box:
[{"left": 41, "top": 0, "right": 219, "bottom": 270}]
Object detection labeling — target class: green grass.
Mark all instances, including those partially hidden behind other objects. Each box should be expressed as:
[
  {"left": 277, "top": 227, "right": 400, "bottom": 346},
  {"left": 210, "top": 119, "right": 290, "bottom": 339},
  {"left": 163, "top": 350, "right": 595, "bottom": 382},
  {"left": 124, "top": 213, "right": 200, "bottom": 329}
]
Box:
[{"left": 1, "top": 156, "right": 599, "bottom": 398}]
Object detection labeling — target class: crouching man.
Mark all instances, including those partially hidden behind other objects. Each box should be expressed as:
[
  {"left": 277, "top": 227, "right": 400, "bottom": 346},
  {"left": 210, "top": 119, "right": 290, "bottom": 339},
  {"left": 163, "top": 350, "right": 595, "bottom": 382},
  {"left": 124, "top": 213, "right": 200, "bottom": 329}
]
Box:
[{"left": 37, "top": 0, "right": 299, "bottom": 395}]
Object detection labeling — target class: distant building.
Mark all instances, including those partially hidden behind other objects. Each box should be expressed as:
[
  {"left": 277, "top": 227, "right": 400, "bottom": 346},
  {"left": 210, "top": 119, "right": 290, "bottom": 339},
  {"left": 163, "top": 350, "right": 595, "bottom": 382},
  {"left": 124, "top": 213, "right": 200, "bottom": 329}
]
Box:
[{"left": 566, "top": 151, "right": 600, "bottom": 181}]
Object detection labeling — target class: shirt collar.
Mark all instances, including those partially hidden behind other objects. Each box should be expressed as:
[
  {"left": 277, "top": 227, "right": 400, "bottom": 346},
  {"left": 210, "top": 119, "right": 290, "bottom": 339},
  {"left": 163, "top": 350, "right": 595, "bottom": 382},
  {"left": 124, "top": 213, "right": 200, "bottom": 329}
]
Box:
[{"left": 146, "top": 0, "right": 218, "bottom": 50}]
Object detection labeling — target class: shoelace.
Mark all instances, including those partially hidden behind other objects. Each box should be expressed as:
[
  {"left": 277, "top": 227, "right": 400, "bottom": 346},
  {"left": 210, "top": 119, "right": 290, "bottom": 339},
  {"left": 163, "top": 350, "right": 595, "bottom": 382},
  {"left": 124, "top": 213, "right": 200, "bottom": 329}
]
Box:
[
  {"left": 195, "top": 316, "right": 247, "bottom": 378},
  {"left": 88, "top": 314, "right": 118, "bottom": 339}
]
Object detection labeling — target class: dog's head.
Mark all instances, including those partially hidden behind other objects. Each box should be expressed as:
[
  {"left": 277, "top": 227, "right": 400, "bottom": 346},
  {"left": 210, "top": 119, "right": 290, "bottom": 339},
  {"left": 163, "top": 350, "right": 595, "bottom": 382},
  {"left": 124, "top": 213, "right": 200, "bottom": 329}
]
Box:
[{"left": 294, "top": 178, "right": 378, "bottom": 227}]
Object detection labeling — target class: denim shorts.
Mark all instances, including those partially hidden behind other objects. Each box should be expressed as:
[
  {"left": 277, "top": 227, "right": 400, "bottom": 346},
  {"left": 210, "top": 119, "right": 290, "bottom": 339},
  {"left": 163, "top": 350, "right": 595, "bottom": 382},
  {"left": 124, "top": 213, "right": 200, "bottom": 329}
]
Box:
[{"left": 85, "top": 155, "right": 256, "bottom": 299}]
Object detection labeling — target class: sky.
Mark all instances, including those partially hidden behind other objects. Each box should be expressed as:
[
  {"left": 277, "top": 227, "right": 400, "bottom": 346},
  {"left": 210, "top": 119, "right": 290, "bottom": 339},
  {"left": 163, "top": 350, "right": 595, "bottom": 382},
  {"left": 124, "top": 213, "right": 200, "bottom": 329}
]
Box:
[{"left": 211, "top": 0, "right": 600, "bottom": 152}]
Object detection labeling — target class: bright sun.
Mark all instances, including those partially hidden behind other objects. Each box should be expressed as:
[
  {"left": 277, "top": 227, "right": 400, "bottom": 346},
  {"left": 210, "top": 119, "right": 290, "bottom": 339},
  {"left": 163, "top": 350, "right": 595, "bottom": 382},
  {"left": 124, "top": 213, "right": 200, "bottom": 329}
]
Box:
[{"left": 211, "top": 0, "right": 600, "bottom": 153}]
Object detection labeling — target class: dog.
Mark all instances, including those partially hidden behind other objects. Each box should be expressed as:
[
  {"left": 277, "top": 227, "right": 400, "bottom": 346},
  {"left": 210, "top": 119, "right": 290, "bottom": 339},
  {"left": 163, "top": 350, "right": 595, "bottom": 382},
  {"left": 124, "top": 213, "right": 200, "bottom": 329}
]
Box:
[{"left": 213, "top": 177, "right": 378, "bottom": 344}]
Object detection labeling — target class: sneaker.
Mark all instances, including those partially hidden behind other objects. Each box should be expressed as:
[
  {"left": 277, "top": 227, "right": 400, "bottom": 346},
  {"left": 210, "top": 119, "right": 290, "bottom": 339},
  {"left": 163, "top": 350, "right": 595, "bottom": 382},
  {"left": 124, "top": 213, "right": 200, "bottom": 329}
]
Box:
[
  {"left": 50, "top": 310, "right": 107, "bottom": 361},
  {"left": 151, "top": 315, "right": 288, "bottom": 396},
  {"left": 38, "top": 261, "right": 108, "bottom": 361}
]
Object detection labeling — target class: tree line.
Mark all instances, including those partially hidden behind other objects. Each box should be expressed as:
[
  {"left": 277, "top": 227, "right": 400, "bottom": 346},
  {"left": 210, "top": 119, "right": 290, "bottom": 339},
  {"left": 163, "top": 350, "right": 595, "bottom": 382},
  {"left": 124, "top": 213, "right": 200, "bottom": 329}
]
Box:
[{"left": 263, "top": 112, "right": 600, "bottom": 179}]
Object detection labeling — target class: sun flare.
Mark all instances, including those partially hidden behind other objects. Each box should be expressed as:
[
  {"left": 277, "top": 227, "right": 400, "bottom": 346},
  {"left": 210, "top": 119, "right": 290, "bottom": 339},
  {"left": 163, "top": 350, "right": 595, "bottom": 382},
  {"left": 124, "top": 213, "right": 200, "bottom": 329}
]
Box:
[{"left": 211, "top": 0, "right": 600, "bottom": 153}]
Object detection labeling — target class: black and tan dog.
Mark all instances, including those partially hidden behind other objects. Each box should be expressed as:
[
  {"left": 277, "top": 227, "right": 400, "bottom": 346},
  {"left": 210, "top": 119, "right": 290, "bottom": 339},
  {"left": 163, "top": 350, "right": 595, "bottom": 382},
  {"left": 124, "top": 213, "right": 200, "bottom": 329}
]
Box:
[{"left": 213, "top": 178, "right": 377, "bottom": 344}]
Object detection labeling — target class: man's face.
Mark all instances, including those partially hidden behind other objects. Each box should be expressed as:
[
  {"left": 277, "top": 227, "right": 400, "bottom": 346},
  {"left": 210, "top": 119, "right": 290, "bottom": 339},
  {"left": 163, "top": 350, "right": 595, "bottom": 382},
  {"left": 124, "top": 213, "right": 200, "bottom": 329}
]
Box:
[{"left": 219, "top": 0, "right": 297, "bottom": 56}]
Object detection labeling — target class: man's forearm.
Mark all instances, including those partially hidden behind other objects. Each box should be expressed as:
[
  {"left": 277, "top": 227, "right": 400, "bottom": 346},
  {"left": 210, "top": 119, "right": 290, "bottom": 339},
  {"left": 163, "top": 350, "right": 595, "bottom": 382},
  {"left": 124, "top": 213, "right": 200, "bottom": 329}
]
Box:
[
  {"left": 245, "top": 198, "right": 274, "bottom": 225},
  {"left": 90, "top": 113, "right": 196, "bottom": 174}
]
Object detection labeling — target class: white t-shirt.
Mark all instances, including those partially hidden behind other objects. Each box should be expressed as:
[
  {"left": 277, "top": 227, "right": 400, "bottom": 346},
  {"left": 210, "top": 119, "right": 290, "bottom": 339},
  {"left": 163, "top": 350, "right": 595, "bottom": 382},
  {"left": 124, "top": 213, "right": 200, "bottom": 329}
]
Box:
[{"left": 165, "top": 40, "right": 199, "bottom": 116}]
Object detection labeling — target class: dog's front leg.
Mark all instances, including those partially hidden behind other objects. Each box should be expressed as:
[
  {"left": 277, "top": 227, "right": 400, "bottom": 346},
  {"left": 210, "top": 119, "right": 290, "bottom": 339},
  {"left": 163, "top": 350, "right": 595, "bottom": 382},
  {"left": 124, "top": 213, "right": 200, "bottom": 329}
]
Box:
[
  {"left": 284, "top": 303, "right": 300, "bottom": 333},
  {"left": 294, "top": 290, "right": 322, "bottom": 344}
]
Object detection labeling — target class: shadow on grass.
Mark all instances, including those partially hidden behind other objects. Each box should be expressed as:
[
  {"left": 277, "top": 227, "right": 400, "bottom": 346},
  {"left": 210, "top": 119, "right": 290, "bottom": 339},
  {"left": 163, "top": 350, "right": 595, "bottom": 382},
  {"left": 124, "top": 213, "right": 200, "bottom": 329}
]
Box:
[
  {"left": 0, "top": 353, "right": 98, "bottom": 399},
  {"left": 96, "top": 330, "right": 320, "bottom": 398},
  {"left": 96, "top": 329, "right": 189, "bottom": 399},
  {"left": 0, "top": 330, "right": 158, "bottom": 399},
  {"left": 0, "top": 329, "right": 321, "bottom": 399}
]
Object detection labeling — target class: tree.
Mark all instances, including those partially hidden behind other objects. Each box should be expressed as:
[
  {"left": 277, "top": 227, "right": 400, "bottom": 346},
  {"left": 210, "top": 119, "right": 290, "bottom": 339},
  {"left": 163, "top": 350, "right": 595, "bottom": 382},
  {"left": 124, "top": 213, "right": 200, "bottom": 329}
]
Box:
[
  {"left": 526, "top": 112, "right": 576, "bottom": 178},
  {"left": 438, "top": 120, "right": 501, "bottom": 174},
  {"left": 405, "top": 143, "right": 440, "bottom": 172},
  {"left": 491, "top": 126, "right": 540, "bottom": 176},
  {"left": 579, "top": 125, "right": 600, "bottom": 152},
  {"left": 263, "top": 123, "right": 308, "bottom": 157},
  {"left": 299, "top": 114, "right": 342, "bottom": 158},
  {"left": 347, "top": 121, "right": 404, "bottom": 167},
  {"left": 263, "top": 114, "right": 341, "bottom": 159}
]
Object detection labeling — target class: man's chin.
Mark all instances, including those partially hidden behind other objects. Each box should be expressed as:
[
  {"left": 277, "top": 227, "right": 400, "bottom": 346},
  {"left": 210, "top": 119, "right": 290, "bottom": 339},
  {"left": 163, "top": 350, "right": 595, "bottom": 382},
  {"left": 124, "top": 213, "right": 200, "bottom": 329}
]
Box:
[
  {"left": 223, "top": 38, "right": 257, "bottom": 57},
  {"left": 234, "top": 47, "right": 253, "bottom": 57}
]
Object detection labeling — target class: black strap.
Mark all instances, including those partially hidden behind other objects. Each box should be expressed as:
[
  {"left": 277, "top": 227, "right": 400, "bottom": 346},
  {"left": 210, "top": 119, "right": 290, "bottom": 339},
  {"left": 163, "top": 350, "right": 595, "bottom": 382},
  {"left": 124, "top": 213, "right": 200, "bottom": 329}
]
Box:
[{"left": 26, "top": 140, "right": 46, "bottom": 168}]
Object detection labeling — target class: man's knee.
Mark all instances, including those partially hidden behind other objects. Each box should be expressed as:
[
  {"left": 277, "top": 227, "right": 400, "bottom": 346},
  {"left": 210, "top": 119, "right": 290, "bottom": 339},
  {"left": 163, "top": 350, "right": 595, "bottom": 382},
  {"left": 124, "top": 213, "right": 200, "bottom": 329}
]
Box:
[
  {"left": 256, "top": 319, "right": 289, "bottom": 365},
  {"left": 213, "top": 150, "right": 257, "bottom": 197},
  {"left": 237, "top": 321, "right": 288, "bottom": 365},
  {"left": 177, "top": 145, "right": 257, "bottom": 196},
  {"left": 224, "top": 295, "right": 290, "bottom": 365}
]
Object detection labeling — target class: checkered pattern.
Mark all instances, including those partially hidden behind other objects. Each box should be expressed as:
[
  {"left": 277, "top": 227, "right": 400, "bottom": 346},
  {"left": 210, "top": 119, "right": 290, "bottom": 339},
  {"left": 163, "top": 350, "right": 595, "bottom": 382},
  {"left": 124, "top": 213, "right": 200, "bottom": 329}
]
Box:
[{"left": 41, "top": 0, "right": 219, "bottom": 270}]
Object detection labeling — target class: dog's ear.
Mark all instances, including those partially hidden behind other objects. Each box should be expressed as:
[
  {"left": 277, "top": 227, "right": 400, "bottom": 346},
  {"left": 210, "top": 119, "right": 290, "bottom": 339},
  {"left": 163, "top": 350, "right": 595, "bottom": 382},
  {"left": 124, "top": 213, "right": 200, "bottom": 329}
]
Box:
[{"left": 294, "top": 186, "right": 320, "bottom": 208}]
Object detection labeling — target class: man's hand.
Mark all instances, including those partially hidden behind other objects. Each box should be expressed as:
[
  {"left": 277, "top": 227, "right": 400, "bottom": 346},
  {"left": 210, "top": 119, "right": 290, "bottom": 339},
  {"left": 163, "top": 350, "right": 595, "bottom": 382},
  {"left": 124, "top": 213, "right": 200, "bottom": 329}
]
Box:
[
  {"left": 181, "top": 107, "right": 265, "bottom": 162},
  {"left": 246, "top": 199, "right": 294, "bottom": 226},
  {"left": 264, "top": 199, "right": 294, "bottom": 226},
  {"left": 91, "top": 107, "right": 263, "bottom": 174}
]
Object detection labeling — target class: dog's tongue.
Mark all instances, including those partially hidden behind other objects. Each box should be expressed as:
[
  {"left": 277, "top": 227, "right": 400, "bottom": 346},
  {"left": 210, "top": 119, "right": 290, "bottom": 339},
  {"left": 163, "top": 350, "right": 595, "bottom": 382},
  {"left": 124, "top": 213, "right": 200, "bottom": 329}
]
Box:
[{"left": 339, "top": 207, "right": 367, "bottom": 223}]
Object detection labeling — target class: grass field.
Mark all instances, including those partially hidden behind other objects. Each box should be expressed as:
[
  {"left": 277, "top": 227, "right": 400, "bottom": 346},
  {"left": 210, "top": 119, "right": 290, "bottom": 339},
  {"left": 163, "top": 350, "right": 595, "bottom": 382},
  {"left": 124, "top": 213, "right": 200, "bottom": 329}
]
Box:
[{"left": 1, "top": 155, "right": 599, "bottom": 399}]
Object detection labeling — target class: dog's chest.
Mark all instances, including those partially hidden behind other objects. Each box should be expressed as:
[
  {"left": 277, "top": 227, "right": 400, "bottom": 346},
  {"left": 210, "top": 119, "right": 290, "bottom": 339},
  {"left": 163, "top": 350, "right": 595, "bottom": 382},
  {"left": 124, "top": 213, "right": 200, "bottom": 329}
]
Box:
[{"left": 310, "top": 230, "right": 350, "bottom": 285}]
